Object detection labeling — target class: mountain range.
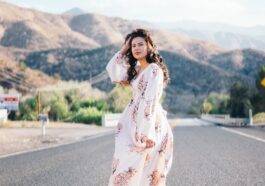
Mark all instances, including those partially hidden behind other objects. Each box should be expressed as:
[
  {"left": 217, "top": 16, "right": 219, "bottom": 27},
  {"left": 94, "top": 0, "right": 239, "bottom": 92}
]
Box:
[
  {"left": 154, "top": 21, "right": 265, "bottom": 51},
  {"left": 0, "top": 1, "right": 265, "bottom": 113}
]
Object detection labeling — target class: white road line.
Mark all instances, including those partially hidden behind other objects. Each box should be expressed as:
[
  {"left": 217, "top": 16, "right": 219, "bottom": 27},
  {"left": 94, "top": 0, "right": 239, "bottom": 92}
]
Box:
[{"left": 221, "top": 127, "right": 265, "bottom": 143}]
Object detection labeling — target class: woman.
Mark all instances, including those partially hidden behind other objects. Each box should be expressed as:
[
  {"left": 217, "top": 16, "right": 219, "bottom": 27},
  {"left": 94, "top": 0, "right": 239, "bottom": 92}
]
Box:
[{"left": 106, "top": 28, "right": 173, "bottom": 186}]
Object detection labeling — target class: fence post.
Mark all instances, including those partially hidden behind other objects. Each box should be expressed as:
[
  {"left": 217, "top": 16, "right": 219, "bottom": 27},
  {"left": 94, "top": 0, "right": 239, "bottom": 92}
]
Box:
[{"left": 249, "top": 109, "right": 253, "bottom": 126}]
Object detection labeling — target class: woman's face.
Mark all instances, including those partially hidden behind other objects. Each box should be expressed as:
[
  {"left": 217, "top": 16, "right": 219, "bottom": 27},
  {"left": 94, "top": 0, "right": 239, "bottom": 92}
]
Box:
[{"left": 131, "top": 37, "right": 148, "bottom": 60}]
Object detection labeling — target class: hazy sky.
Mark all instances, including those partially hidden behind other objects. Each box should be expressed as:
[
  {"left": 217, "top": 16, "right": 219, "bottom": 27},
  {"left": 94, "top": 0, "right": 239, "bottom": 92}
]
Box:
[{"left": 3, "top": 0, "right": 265, "bottom": 27}]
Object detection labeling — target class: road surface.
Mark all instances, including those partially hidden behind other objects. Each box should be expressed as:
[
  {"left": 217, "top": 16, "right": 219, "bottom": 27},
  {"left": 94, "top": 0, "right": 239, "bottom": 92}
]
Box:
[{"left": 0, "top": 119, "right": 265, "bottom": 186}]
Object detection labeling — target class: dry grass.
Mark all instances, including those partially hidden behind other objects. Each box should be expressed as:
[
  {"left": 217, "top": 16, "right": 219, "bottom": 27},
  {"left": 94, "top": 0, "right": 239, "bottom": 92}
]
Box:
[
  {"left": 253, "top": 112, "right": 265, "bottom": 124},
  {"left": 0, "top": 47, "right": 57, "bottom": 91},
  {"left": 36, "top": 81, "right": 106, "bottom": 99}
]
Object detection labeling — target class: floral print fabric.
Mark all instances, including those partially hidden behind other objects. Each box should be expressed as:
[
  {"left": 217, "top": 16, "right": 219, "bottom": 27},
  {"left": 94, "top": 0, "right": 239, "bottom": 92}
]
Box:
[{"left": 106, "top": 51, "right": 174, "bottom": 186}]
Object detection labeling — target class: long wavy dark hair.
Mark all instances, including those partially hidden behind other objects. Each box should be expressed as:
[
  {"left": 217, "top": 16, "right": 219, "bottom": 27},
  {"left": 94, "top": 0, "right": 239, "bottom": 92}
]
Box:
[{"left": 124, "top": 28, "right": 169, "bottom": 85}]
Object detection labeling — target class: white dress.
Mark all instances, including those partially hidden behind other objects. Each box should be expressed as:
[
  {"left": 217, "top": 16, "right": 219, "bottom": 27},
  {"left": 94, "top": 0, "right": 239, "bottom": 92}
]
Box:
[{"left": 106, "top": 51, "right": 174, "bottom": 186}]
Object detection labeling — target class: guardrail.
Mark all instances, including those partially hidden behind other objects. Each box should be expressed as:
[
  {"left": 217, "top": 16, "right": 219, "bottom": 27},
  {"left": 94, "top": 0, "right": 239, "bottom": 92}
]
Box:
[
  {"left": 201, "top": 114, "right": 249, "bottom": 126},
  {"left": 102, "top": 113, "right": 122, "bottom": 127}
]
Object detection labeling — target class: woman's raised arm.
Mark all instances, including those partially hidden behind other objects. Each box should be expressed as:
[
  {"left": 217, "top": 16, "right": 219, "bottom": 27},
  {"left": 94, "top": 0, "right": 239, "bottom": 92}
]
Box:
[{"left": 106, "top": 38, "right": 131, "bottom": 85}]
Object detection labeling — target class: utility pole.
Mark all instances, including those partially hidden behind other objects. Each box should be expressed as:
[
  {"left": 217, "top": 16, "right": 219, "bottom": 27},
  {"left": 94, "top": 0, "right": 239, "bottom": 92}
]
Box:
[{"left": 37, "top": 92, "right": 40, "bottom": 114}]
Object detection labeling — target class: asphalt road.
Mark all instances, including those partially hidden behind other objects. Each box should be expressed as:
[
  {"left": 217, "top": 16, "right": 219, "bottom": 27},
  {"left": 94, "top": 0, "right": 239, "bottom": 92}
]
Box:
[{"left": 1, "top": 121, "right": 265, "bottom": 186}]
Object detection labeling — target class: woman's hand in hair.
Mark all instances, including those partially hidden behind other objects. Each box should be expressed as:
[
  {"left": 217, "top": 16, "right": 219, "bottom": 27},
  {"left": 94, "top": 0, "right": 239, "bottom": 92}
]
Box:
[{"left": 120, "top": 37, "right": 131, "bottom": 56}]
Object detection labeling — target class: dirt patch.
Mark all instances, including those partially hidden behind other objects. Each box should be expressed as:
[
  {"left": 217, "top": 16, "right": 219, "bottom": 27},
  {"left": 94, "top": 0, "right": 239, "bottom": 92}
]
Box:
[{"left": 0, "top": 121, "right": 115, "bottom": 157}]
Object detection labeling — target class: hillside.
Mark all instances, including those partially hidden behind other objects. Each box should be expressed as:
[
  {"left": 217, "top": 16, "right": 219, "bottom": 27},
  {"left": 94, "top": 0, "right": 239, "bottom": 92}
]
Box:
[
  {"left": 0, "top": 46, "right": 57, "bottom": 93},
  {"left": 17, "top": 46, "right": 260, "bottom": 112},
  {"left": 0, "top": 1, "right": 99, "bottom": 50},
  {"left": 208, "top": 49, "right": 265, "bottom": 77}
]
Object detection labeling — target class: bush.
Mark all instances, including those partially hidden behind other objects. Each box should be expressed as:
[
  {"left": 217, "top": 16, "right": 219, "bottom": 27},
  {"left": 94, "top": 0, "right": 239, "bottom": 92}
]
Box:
[
  {"left": 218, "top": 98, "right": 230, "bottom": 114},
  {"left": 54, "top": 73, "right": 61, "bottom": 80},
  {"left": 199, "top": 92, "right": 230, "bottom": 114},
  {"left": 107, "top": 85, "right": 132, "bottom": 112},
  {"left": 253, "top": 112, "right": 265, "bottom": 124},
  {"left": 71, "top": 99, "right": 109, "bottom": 112},
  {"left": 18, "top": 98, "right": 38, "bottom": 120},
  {"left": 49, "top": 99, "right": 69, "bottom": 121},
  {"left": 65, "top": 89, "right": 78, "bottom": 105},
  {"left": 19, "top": 61, "right": 27, "bottom": 72},
  {"left": 66, "top": 107, "right": 106, "bottom": 125},
  {"left": 200, "top": 99, "right": 212, "bottom": 114}
]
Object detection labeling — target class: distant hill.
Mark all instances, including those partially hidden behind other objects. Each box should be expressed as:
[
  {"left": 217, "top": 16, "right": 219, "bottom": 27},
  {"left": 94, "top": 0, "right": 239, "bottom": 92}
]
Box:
[
  {"left": 0, "top": 1, "right": 99, "bottom": 50},
  {"left": 208, "top": 49, "right": 265, "bottom": 77},
  {"left": 154, "top": 20, "right": 265, "bottom": 39},
  {"left": 154, "top": 21, "right": 265, "bottom": 51},
  {"left": 0, "top": 1, "right": 224, "bottom": 61},
  {"left": 63, "top": 7, "right": 87, "bottom": 15},
  {"left": 170, "top": 29, "right": 265, "bottom": 51}
]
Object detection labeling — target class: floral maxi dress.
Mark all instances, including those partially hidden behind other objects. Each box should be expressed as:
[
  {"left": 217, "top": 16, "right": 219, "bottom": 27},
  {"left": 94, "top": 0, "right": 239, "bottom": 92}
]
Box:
[{"left": 106, "top": 51, "right": 174, "bottom": 186}]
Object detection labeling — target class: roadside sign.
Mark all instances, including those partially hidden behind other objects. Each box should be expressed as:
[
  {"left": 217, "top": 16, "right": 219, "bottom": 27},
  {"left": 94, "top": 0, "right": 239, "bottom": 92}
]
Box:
[
  {"left": 0, "top": 94, "right": 20, "bottom": 111},
  {"left": 38, "top": 114, "right": 49, "bottom": 136},
  {"left": 38, "top": 114, "right": 49, "bottom": 122},
  {"left": 261, "top": 78, "right": 265, "bottom": 87}
]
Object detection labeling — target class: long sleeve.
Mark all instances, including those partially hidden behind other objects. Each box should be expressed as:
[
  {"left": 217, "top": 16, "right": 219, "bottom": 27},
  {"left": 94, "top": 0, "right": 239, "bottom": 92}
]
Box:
[
  {"left": 130, "top": 64, "right": 163, "bottom": 150},
  {"left": 106, "top": 51, "right": 129, "bottom": 83}
]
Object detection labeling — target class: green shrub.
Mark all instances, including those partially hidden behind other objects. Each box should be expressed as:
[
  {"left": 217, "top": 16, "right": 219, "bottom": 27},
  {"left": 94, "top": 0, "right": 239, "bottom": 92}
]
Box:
[
  {"left": 81, "top": 99, "right": 108, "bottom": 110},
  {"left": 200, "top": 99, "right": 212, "bottom": 114},
  {"left": 65, "top": 89, "right": 79, "bottom": 105},
  {"left": 15, "top": 89, "right": 110, "bottom": 124},
  {"left": 67, "top": 107, "right": 106, "bottom": 125},
  {"left": 49, "top": 99, "right": 69, "bottom": 121},
  {"left": 218, "top": 98, "right": 230, "bottom": 114},
  {"left": 202, "top": 92, "right": 230, "bottom": 114},
  {"left": 18, "top": 98, "right": 38, "bottom": 120},
  {"left": 71, "top": 99, "right": 109, "bottom": 112},
  {"left": 19, "top": 61, "right": 27, "bottom": 72}
]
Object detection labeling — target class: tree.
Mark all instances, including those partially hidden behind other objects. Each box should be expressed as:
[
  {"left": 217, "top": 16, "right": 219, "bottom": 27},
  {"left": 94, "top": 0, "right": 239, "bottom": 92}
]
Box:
[
  {"left": 18, "top": 98, "right": 38, "bottom": 120},
  {"left": 218, "top": 98, "right": 230, "bottom": 114},
  {"left": 54, "top": 73, "right": 61, "bottom": 81},
  {"left": 200, "top": 99, "right": 212, "bottom": 114},
  {"left": 251, "top": 66, "right": 265, "bottom": 113},
  {"left": 206, "top": 92, "right": 229, "bottom": 114},
  {"left": 18, "top": 61, "right": 27, "bottom": 72},
  {"left": 49, "top": 99, "right": 69, "bottom": 121},
  {"left": 228, "top": 82, "right": 252, "bottom": 117}
]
